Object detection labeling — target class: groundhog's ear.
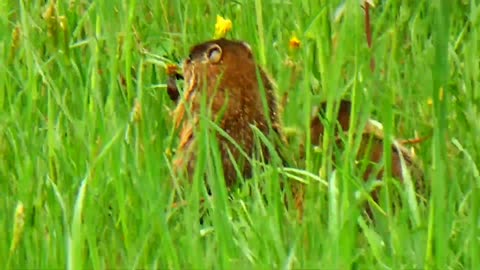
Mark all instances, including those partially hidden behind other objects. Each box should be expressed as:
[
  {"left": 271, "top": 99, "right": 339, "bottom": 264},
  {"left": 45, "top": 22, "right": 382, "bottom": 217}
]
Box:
[
  {"left": 206, "top": 44, "right": 222, "bottom": 63},
  {"left": 240, "top": 41, "right": 253, "bottom": 58},
  {"left": 241, "top": 42, "right": 252, "bottom": 52}
]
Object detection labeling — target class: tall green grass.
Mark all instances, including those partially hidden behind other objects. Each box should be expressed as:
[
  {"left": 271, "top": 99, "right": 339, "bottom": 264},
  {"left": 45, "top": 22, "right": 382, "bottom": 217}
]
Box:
[{"left": 1, "top": 0, "right": 478, "bottom": 269}]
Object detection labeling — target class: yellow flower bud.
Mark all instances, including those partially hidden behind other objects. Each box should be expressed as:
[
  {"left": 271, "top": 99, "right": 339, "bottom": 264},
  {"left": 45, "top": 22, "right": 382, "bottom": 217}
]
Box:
[
  {"left": 289, "top": 36, "right": 301, "bottom": 50},
  {"left": 214, "top": 15, "right": 232, "bottom": 39}
]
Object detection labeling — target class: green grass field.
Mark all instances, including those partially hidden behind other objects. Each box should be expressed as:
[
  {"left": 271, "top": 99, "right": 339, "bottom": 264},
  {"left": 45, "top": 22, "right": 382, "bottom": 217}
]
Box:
[{"left": 2, "top": 0, "right": 479, "bottom": 269}]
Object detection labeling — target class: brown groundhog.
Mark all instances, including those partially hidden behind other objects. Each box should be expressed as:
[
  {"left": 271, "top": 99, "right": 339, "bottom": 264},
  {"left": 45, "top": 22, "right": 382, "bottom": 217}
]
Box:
[
  {"left": 308, "top": 99, "right": 426, "bottom": 211},
  {"left": 167, "top": 38, "right": 283, "bottom": 187}
]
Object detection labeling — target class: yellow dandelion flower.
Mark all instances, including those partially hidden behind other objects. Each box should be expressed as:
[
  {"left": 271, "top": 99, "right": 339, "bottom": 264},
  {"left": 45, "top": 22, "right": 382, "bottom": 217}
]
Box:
[
  {"left": 289, "top": 36, "right": 301, "bottom": 50},
  {"left": 214, "top": 15, "right": 232, "bottom": 39}
]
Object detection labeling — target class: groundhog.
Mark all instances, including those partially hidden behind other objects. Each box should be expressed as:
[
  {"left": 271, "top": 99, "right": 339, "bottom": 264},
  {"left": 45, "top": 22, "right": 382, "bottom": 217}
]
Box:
[
  {"left": 167, "top": 38, "right": 283, "bottom": 187},
  {"left": 308, "top": 99, "right": 426, "bottom": 215}
]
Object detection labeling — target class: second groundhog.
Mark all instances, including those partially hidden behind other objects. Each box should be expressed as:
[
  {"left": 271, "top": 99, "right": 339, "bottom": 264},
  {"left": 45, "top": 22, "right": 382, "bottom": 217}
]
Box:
[
  {"left": 310, "top": 99, "right": 426, "bottom": 200},
  {"left": 167, "top": 38, "right": 282, "bottom": 187}
]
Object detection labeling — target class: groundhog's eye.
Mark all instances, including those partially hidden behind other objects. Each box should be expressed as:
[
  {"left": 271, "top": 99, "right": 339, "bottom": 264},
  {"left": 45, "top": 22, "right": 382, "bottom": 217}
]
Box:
[{"left": 206, "top": 44, "right": 222, "bottom": 63}]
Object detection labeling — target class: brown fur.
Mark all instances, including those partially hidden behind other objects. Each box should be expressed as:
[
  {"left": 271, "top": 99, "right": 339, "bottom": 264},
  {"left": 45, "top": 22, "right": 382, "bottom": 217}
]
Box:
[
  {"left": 168, "top": 38, "right": 281, "bottom": 187},
  {"left": 307, "top": 99, "right": 425, "bottom": 216},
  {"left": 310, "top": 100, "right": 423, "bottom": 183}
]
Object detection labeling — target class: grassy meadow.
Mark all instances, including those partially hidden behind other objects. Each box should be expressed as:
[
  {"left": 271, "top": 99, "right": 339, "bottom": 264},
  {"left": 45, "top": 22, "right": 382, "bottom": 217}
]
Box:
[{"left": 1, "top": 0, "right": 479, "bottom": 269}]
